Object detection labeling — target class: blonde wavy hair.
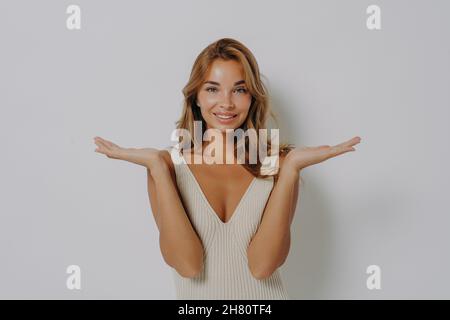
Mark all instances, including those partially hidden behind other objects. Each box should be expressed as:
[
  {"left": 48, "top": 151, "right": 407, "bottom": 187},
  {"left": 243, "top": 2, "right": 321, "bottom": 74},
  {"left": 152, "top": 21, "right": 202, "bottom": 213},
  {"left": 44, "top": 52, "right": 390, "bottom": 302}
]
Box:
[{"left": 174, "top": 38, "right": 295, "bottom": 178}]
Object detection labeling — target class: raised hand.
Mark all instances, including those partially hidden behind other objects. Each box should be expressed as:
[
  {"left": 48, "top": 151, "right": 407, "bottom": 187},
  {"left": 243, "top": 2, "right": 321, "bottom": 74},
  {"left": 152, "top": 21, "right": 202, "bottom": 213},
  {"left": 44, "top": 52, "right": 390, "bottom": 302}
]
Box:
[
  {"left": 283, "top": 136, "right": 361, "bottom": 173},
  {"left": 93, "top": 136, "right": 162, "bottom": 169}
]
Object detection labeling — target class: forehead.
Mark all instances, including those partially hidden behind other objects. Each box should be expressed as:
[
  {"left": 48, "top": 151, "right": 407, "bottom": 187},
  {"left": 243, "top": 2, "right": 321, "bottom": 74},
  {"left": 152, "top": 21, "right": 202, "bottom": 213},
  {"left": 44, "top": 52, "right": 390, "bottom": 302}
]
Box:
[{"left": 204, "top": 59, "right": 244, "bottom": 83}]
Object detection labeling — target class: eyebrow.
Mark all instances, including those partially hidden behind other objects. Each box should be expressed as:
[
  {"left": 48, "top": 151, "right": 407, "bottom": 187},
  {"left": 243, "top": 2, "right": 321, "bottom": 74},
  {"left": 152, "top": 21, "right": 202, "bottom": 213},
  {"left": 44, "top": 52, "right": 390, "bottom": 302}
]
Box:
[{"left": 203, "top": 80, "right": 246, "bottom": 86}]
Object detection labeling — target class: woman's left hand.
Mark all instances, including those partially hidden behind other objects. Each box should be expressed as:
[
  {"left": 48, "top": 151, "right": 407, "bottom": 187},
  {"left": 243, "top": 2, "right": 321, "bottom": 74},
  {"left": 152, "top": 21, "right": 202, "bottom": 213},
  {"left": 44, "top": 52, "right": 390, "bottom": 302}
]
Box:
[{"left": 283, "top": 136, "right": 361, "bottom": 173}]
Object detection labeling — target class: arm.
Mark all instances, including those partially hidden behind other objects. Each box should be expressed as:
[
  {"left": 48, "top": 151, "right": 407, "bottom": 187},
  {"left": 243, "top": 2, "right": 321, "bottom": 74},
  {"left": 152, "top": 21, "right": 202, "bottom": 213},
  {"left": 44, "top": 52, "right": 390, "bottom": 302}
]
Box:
[
  {"left": 147, "top": 151, "right": 204, "bottom": 278},
  {"left": 93, "top": 136, "right": 204, "bottom": 278},
  {"left": 246, "top": 155, "right": 300, "bottom": 280},
  {"left": 247, "top": 136, "right": 361, "bottom": 279}
]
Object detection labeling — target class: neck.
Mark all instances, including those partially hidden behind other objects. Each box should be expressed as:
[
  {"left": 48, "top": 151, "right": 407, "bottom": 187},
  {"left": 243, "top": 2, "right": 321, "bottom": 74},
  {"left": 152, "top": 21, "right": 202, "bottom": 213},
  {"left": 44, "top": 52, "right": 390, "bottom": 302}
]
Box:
[{"left": 202, "top": 131, "right": 236, "bottom": 164}]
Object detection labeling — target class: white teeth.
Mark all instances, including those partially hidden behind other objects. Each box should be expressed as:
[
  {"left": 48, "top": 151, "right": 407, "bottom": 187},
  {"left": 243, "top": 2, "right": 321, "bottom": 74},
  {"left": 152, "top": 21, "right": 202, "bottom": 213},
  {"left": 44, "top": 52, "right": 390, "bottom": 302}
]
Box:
[{"left": 215, "top": 114, "right": 235, "bottom": 119}]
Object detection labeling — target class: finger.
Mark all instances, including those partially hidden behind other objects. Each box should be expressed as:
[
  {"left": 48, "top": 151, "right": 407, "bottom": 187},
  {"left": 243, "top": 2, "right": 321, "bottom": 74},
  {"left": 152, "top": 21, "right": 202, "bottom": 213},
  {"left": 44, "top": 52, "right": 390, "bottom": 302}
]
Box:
[
  {"left": 94, "top": 147, "right": 105, "bottom": 154},
  {"left": 327, "top": 145, "right": 355, "bottom": 158},
  {"left": 95, "top": 141, "right": 112, "bottom": 155},
  {"left": 333, "top": 136, "right": 361, "bottom": 150},
  {"left": 346, "top": 136, "right": 361, "bottom": 146},
  {"left": 99, "top": 138, "right": 115, "bottom": 148},
  {"left": 94, "top": 145, "right": 106, "bottom": 154},
  {"left": 101, "top": 141, "right": 114, "bottom": 149},
  {"left": 94, "top": 139, "right": 109, "bottom": 150},
  {"left": 94, "top": 136, "right": 109, "bottom": 143},
  {"left": 107, "top": 141, "right": 120, "bottom": 149},
  {"left": 96, "top": 140, "right": 121, "bottom": 158},
  {"left": 94, "top": 137, "right": 108, "bottom": 154},
  {"left": 336, "top": 136, "right": 359, "bottom": 148},
  {"left": 94, "top": 136, "right": 107, "bottom": 144},
  {"left": 99, "top": 137, "right": 119, "bottom": 149},
  {"left": 94, "top": 137, "right": 105, "bottom": 148}
]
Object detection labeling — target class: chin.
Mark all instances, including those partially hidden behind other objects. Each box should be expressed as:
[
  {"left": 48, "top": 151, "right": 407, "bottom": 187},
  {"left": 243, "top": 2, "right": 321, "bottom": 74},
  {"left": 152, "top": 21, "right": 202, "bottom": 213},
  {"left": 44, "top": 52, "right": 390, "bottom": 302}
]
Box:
[{"left": 209, "top": 121, "right": 242, "bottom": 132}]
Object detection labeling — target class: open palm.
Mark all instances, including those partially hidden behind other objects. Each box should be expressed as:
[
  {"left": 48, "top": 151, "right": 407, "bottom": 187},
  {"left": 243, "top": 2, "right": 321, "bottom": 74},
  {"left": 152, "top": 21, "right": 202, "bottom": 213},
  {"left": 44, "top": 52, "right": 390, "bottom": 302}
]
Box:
[
  {"left": 93, "top": 136, "right": 160, "bottom": 168},
  {"left": 93, "top": 136, "right": 124, "bottom": 159},
  {"left": 285, "top": 136, "right": 361, "bottom": 172}
]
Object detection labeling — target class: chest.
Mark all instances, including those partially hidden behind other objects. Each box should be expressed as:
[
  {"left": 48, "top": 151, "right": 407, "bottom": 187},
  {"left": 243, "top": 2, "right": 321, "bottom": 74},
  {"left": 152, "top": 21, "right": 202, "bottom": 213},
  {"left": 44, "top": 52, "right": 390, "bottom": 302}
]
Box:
[{"left": 186, "top": 163, "right": 255, "bottom": 224}]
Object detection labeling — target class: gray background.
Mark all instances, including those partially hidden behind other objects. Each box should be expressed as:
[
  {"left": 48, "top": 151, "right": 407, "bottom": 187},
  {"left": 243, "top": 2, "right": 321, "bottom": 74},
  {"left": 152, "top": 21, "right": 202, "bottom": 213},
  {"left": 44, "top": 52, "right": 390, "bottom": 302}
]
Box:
[{"left": 1, "top": 0, "right": 449, "bottom": 299}]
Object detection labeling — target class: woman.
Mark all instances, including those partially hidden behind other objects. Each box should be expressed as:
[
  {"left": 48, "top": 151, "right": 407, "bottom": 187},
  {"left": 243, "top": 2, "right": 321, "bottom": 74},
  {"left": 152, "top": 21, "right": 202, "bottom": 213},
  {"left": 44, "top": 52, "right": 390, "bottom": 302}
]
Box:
[{"left": 93, "top": 38, "right": 361, "bottom": 299}]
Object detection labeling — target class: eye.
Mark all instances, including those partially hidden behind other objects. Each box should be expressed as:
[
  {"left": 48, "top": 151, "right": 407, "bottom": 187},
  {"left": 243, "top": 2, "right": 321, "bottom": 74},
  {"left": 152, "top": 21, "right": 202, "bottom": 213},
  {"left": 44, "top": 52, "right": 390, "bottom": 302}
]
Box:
[
  {"left": 206, "top": 87, "right": 218, "bottom": 93},
  {"left": 235, "top": 87, "right": 247, "bottom": 94}
]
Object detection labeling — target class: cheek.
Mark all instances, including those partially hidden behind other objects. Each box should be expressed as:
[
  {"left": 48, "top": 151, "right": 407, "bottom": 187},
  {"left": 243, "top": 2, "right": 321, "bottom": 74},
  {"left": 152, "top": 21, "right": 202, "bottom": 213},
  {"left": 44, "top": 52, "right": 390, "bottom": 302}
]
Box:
[
  {"left": 237, "top": 97, "right": 252, "bottom": 114},
  {"left": 197, "top": 92, "right": 216, "bottom": 107}
]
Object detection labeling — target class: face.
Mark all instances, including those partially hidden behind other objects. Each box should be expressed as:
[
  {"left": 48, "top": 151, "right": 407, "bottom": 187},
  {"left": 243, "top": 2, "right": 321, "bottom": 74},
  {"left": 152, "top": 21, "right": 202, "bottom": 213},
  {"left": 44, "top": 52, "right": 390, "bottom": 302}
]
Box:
[{"left": 196, "top": 59, "right": 252, "bottom": 132}]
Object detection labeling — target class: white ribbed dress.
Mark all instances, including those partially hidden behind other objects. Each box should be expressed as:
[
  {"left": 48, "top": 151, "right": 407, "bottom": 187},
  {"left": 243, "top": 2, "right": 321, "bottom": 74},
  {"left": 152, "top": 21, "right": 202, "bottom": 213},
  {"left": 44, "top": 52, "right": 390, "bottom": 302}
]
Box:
[{"left": 169, "top": 148, "right": 290, "bottom": 300}]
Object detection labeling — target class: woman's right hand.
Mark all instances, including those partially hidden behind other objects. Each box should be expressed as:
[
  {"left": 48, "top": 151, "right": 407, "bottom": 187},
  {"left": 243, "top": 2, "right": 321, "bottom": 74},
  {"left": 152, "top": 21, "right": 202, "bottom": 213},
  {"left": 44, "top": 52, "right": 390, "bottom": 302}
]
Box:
[{"left": 93, "top": 136, "right": 163, "bottom": 169}]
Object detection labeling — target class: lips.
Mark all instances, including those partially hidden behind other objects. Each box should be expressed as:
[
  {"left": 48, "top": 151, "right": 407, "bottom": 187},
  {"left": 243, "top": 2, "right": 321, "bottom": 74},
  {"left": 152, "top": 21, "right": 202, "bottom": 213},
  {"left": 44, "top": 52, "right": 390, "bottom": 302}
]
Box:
[{"left": 213, "top": 113, "right": 237, "bottom": 119}]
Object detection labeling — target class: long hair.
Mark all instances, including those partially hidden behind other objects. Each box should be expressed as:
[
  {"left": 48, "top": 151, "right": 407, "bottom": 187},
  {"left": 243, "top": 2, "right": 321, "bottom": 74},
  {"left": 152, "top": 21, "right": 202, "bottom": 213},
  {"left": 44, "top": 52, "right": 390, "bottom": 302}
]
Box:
[{"left": 174, "top": 38, "right": 295, "bottom": 178}]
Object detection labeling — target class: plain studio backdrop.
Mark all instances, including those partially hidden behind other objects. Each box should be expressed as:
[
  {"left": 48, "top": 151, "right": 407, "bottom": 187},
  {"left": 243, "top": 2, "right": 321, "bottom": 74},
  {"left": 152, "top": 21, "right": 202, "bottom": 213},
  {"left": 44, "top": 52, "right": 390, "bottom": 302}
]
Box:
[{"left": 1, "top": 0, "right": 449, "bottom": 299}]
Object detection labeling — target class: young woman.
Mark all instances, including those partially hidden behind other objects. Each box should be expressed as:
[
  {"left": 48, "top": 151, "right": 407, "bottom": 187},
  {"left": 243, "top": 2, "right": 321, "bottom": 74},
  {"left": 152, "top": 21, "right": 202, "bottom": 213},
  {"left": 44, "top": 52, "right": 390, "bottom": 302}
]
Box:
[{"left": 93, "top": 38, "right": 361, "bottom": 299}]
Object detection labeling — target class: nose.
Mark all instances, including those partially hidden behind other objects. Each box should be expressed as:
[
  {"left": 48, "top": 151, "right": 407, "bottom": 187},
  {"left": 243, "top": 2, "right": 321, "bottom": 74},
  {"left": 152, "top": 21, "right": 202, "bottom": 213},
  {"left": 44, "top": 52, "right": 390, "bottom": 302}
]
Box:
[{"left": 220, "top": 92, "right": 235, "bottom": 110}]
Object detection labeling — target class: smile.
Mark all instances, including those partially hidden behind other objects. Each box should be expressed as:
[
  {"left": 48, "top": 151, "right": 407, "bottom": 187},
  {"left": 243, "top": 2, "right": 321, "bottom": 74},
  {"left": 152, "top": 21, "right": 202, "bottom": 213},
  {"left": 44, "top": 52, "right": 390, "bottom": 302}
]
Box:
[{"left": 213, "top": 113, "right": 237, "bottom": 121}]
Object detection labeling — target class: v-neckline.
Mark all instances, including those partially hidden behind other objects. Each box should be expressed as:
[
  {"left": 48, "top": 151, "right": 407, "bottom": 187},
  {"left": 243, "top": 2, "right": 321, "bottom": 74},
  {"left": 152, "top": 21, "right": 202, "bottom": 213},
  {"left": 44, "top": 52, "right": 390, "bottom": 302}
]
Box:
[{"left": 180, "top": 159, "right": 257, "bottom": 225}]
